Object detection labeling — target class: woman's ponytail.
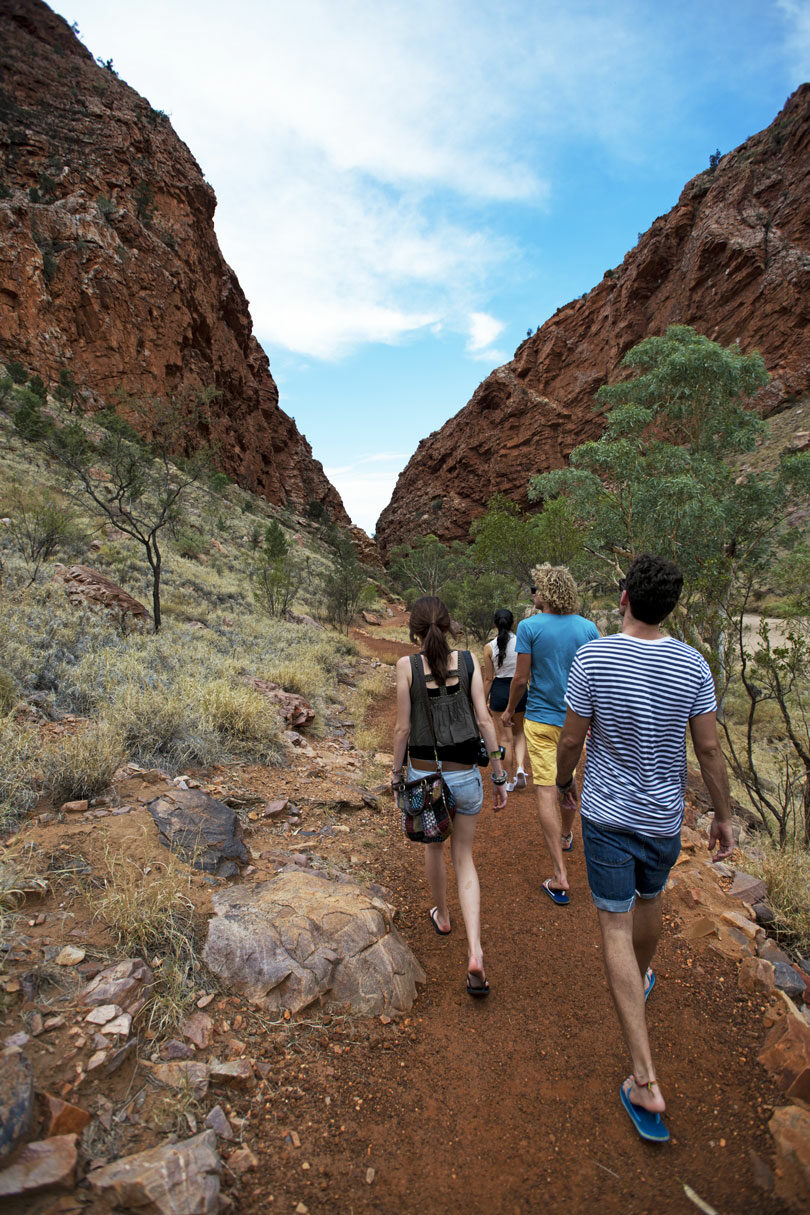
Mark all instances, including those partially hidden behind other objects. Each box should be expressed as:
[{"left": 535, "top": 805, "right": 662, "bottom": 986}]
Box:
[
  {"left": 493, "top": 608, "right": 514, "bottom": 670},
  {"left": 409, "top": 596, "right": 455, "bottom": 685}
]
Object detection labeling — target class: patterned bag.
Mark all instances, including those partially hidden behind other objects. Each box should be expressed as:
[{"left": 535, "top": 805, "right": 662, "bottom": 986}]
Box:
[{"left": 396, "top": 772, "right": 456, "bottom": 843}]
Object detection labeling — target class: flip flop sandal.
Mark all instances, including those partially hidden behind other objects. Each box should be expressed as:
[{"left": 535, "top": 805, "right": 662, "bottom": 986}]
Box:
[
  {"left": 620, "top": 1078, "right": 670, "bottom": 1143},
  {"left": 466, "top": 973, "right": 490, "bottom": 998},
  {"left": 644, "top": 969, "right": 655, "bottom": 1001},
  {"left": 429, "top": 907, "right": 451, "bottom": 936},
  {"left": 542, "top": 878, "right": 570, "bottom": 906},
  {"left": 561, "top": 831, "right": 575, "bottom": 852}
]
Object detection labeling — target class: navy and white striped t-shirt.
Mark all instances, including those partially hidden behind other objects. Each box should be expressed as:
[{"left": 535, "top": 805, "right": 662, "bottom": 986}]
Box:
[{"left": 565, "top": 634, "right": 716, "bottom": 837}]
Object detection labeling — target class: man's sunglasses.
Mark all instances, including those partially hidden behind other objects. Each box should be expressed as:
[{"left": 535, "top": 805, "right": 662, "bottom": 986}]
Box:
[
  {"left": 529, "top": 585, "right": 537, "bottom": 594},
  {"left": 618, "top": 578, "right": 626, "bottom": 592}
]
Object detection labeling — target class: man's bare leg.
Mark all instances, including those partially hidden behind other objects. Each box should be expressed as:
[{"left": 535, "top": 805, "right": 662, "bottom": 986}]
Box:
[
  {"left": 598, "top": 906, "right": 665, "bottom": 1113},
  {"left": 536, "top": 785, "right": 568, "bottom": 891}
]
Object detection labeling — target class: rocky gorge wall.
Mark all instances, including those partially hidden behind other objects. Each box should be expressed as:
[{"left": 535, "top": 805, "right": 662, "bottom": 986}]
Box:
[
  {"left": 0, "top": 0, "right": 349, "bottom": 525},
  {"left": 376, "top": 85, "right": 810, "bottom": 555}
]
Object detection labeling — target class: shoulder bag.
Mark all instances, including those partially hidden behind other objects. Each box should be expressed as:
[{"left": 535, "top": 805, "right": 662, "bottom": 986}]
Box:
[{"left": 396, "top": 657, "right": 456, "bottom": 843}]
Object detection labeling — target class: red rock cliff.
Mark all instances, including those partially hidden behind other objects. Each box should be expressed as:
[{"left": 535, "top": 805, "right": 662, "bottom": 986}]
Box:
[
  {"left": 376, "top": 86, "right": 810, "bottom": 556},
  {"left": 0, "top": 0, "right": 349, "bottom": 524}
]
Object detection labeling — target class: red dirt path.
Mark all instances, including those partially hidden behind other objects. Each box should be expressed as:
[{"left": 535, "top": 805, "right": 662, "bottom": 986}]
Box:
[{"left": 241, "top": 628, "right": 787, "bottom": 1215}]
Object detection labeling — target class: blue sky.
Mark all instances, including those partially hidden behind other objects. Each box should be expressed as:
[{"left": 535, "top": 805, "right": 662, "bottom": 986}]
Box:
[{"left": 59, "top": 1, "right": 810, "bottom": 533}]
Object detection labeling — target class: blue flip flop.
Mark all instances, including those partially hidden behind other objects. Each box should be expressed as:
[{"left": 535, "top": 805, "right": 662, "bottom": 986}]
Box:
[
  {"left": 542, "top": 878, "right": 570, "bottom": 906},
  {"left": 620, "top": 1079, "right": 670, "bottom": 1143},
  {"left": 644, "top": 969, "right": 655, "bottom": 1001},
  {"left": 561, "top": 832, "right": 575, "bottom": 852}
]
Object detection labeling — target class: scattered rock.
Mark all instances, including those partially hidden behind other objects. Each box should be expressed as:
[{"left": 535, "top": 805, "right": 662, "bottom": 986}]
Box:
[
  {"left": 41, "top": 1094, "right": 91, "bottom": 1138},
  {"left": 79, "top": 959, "right": 153, "bottom": 1014},
  {"left": 54, "top": 564, "right": 150, "bottom": 627},
  {"left": 88, "top": 1130, "right": 222, "bottom": 1215},
  {"left": 361, "top": 611, "right": 381, "bottom": 625},
  {"left": 59, "top": 800, "right": 88, "bottom": 814},
  {"left": 759, "top": 1010, "right": 810, "bottom": 1095},
  {"left": 728, "top": 871, "right": 768, "bottom": 904},
  {"left": 769, "top": 1105, "right": 810, "bottom": 1211},
  {"left": 55, "top": 946, "right": 85, "bottom": 967},
  {"left": 0, "top": 1134, "right": 77, "bottom": 1199},
  {"left": 152, "top": 1062, "right": 210, "bottom": 1099},
  {"left": 209, "top": 1059, "right": 255, "bottom": 1090},
  {"left": 204, "top": 1104, "right": 234, "bottom": 1140},
  {"left": 226, "top": 1146, "right": 257, "bottom": 1176},
  {"left": 738, "top": 956, "right": 775, "bottom": 997},
  {"left": 101, "top": 1013, "right": 132, "bottom": 1037},
  {"left": 754, "top": 902, "right": 777, "bottom": 926},
  {"left": 0, "top": 1049, "right": 34, "bottom": 1161},
  {"left": 203, "top": 869, "right": 425, "bottom": 1016},
  {"left": 759, "top": 940, "right": 795, "bottom": 969},
  {"left": 774, "top": 963, "right": 808, "bottom": 1002},
  {"left": 720, "top": 910, "right": 763, "bottom": 943},
  {"left": 100, "top": 1037, "right": 137, "bottom": 1076},
  {"left": 263, "top": 799, "right": 289, "bottom": 818},
  {"left": 182, "top": 1011, "right": 214, "bottom": 1050},
  {"left": 85, "top": 1004, "right": 123, "bottom": 1026},
  {"left": 160, "top": 1040, "right": 196, "bottom": 1061},
  {"left": 246, "top": 678, "right": 314, "bottom": 728},
  {"left": 147, "top": 789, "right": 249, "bottom": 876}
]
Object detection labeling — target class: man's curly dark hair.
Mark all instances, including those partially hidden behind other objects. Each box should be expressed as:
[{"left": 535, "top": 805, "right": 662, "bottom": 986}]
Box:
[{"left": 624, "top": 554, "right": 683, "bottom": 624}]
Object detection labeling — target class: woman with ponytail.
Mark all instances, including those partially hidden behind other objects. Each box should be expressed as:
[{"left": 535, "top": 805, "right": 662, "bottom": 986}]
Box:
[
  {"left": 482, "top": 609, "right": 529, "bottom": 792},
  {"left": 391, "top": 596, "right": 507, "bottom": 996}
]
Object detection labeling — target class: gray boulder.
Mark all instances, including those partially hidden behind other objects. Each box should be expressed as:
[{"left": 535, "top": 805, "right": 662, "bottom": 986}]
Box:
[
  {"left": 147, "top": 789, "right": 248, "bottom": 876},
  {"left": 0, "top": 1049, "right": 33, "bottom": 1161},
  {"left": 203, "top": 870, "right": 425, "bottom": 1016}
]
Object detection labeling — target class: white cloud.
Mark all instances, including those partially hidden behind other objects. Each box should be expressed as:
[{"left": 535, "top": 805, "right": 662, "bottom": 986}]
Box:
[
  {"left": 466, "top": 312, "right": 506, "bottom": 352},
  {"left": 324, "top": 453, "right": 408, "bottom": 532},
  {"left": 62, "top": 0, "right": 667, "bottom": 361},
  {"left": 777, "top": 0, "right": 810, "bottom": 77}
]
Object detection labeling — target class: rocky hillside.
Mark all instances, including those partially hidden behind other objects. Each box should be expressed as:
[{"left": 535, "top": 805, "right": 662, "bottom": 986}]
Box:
[
  {"left": 376, "top": 85, "right": 810, "bottom": 555},
  {"left": 0, "top": 0, "right": 349, "bottom": 525}
]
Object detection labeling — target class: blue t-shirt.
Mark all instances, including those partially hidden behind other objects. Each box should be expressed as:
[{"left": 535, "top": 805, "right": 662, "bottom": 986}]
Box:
[
  {"left": 515, "top": 612, "right": 599, "bottom": 726},
  {"left": 565, "top": 633, "right": 717, "bottom": 836}
]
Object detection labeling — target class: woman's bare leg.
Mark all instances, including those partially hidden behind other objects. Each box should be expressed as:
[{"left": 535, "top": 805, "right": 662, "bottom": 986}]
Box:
[
  {"left": 449, "top": 813, "right": 483, "bottom": 976},
  {"left": 424, "top": 842, "right": 450, "bottom": 932}
]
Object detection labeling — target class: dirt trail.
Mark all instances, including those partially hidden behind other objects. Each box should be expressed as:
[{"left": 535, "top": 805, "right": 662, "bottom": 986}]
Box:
[{"left": 242, "top": 630, "right": 786, "bottom": 1215}]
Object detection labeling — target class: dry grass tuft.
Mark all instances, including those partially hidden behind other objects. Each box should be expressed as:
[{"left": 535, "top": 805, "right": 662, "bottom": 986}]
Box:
[
  {"left": 42, "top": 720, "right": 125, "bottom": 804},
  {"left": 86, "top": 841, "right": 202, "bottom": 1033},
  {"left": 745, "top": 840, "right": 810, "bottom": 953},
  {"left": 0, "top": 715, "right": 41, "bottom": 828}
]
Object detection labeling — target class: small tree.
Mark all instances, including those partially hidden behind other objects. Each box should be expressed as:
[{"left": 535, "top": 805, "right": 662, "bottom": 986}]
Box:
[
  {"left": 48, "top": 390, "right": 218, "bottom": 631},
  {"left": 388, "top": 533, "right": 466, "bottom": 599},
  {"left": 323, "top": 529, "right": 375, "bottom": 632},
  {"left": 253, "top": 520, "right": 303, "bottom": 617},
  {"left": 3, "top": 492, "right": 86, "bottom": 587},
  {"left": 469, "top": 493, "right": 586, "bottom": 586}
]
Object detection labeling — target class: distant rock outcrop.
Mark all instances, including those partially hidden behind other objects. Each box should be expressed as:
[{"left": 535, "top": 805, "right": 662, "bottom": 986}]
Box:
[
  {"left": 376, "top": 85, "right": 810, "bottom": 554},
  {"left": 0, "top": 0, "right": 349, "bottom": 525}
]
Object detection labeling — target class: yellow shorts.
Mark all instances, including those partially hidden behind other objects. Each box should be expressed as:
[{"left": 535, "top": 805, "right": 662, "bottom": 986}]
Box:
[{"left": 524, "top": 719, "right": 563, "bottom": 786}]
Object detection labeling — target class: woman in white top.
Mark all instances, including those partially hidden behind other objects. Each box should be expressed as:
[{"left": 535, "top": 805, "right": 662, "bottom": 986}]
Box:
[{"left": 482, "top": 609, "right": 529, "bottom": 791}]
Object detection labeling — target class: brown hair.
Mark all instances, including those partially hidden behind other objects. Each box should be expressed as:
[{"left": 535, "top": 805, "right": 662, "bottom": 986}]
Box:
[{"left": 409, "top": 596, "right": 459, "bottom": 685}]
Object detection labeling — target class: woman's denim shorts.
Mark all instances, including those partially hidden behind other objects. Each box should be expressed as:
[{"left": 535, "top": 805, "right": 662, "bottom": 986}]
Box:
[
  {"left": 406, "top": 764, "right": 483, "bottom": 816},
  {"left": 581, "top": 816, "right": 681, "bottom": 913}
]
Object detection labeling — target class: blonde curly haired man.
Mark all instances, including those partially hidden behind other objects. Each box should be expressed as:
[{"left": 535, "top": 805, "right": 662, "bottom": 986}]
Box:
[{"left": 502, "top": 564, "right": 598, "bottom": 904}]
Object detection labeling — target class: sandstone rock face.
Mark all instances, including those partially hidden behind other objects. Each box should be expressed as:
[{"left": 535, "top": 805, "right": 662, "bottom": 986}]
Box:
[
  {"left": 203, "top": 869, "right": 425, "bottom": 1016},
  {"left": 0, "top": 0, "right": 348, "bottom": 526},
  {"left": 376, "top": 85, "right": 810, "bottom": 554},
  {"left": 79, "top": 957, "right": 153, "bottom": 1014},
  {"left": 88, "top": 1130, "right": 222, "bottom": 1215},
  {"left": 147, "top": 789, "right": 249, "bottom": 876},
  {"left": 0, "top": 1133, "right": 77, "bottom": 1199}
]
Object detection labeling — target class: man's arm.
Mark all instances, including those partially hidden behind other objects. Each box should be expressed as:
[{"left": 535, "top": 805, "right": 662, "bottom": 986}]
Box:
[
  {"left": 689, "top": 711, "right": 735, "bottom": 860},
  {"left": 502, "top": 651, "right": 531, "bottom": 728},
  {"left": 556, "top": 708, "right": 590, "bottom": 789}
]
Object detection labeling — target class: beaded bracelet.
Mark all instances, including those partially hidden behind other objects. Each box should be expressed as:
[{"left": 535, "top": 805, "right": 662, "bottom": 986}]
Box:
[{"left": 490, "top": 773, "right": 507, "bottom": 786}]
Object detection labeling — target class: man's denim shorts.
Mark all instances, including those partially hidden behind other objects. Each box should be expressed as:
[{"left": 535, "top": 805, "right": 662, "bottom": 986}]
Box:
[
  {"left": 581, "top": 816, "right": 681, "bottom": 913},
  {"left": 406, "top": 764, "right": 483, "bottom": 816}
]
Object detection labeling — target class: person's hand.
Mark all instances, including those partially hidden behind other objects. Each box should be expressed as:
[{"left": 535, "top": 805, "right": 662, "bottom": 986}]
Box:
[
  {"left": 501, "top": 709, "right": 513, "bottom": 729},
  {"left": 708, "top": 817, "right": 735, "bottom": 861},
  {"left": 493, "top": 782, "right": 508, "bottom": 813},
  {"left": 559, "top": 783, "right": 578, "bottom": 813}
]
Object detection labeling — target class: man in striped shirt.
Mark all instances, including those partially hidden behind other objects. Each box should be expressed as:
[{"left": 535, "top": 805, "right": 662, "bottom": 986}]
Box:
[{"left": 555, "top": 554, "right": 734, "bottom": 1142}]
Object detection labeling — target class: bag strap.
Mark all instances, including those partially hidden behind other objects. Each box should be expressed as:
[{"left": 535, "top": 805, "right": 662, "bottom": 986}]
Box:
[{"left": 411, "top": 653, "right": 442, "bottom": 769}]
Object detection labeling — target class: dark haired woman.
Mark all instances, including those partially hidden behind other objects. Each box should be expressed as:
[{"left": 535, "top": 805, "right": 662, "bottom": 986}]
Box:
[
  {"left": 392, "top": 596, "right": 507, "bottom": 996},
  {"left": 482, "top": 609, "right": 529, "bottom": 792}
]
